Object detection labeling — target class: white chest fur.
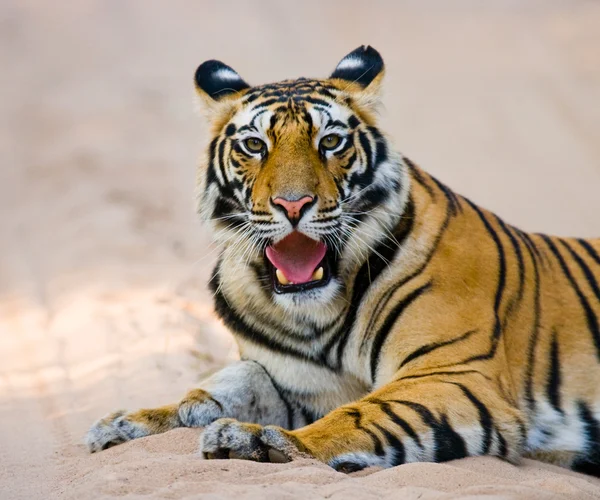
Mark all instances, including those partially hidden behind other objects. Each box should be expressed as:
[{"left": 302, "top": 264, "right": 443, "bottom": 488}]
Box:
[{"left": 238, "top": 338, "right": 370, "bottom": 415}]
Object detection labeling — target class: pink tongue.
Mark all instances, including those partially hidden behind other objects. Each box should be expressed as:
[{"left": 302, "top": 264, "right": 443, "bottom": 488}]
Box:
[{"left": 266, "top": 232, "right": 327, "bottom": 284}]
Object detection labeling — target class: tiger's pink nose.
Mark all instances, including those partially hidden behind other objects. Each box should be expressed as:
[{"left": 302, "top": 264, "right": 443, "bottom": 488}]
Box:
[{"left": 272, "top": 196, "right": 315, "bottom": 224}]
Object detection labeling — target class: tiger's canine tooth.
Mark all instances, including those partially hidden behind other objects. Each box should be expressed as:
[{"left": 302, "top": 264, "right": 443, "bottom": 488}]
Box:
[
  {"left": 276, "top": 269, "right": 290, "bottom": 285},
  {"left": 312, "top": 267, "right": 324, "bottom": 281}
]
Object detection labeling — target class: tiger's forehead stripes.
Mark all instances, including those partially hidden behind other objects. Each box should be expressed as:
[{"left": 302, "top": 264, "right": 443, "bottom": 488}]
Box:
[
  {"left": 233, "top": 84, "right": 353, "bottom": 147},
  {"left": 242, "top": 78, "right": 339, "bottom": 104}
]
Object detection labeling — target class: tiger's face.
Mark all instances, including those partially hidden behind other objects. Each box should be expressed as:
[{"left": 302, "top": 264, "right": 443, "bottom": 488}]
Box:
[{"left": 196, "top": 46, "right": 408, "bottom": 311}]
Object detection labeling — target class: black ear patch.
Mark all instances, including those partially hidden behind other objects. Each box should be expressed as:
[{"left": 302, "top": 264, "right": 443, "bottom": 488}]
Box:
[
  {"left": 195, "top": 60, "right": 250, "bottom": 100},
  {"left": 330, "top": 45, "right": 384, "bottom": 88}
]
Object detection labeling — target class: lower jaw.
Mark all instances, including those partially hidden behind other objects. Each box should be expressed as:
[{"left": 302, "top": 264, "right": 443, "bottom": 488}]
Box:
[{"left": 268, "top": 255, "right": 332, "bottom": 295}]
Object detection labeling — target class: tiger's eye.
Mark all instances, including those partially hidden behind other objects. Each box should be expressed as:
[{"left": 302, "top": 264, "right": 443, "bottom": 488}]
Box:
[
  {"left": 244, "top": 137, "right": 266, "bottom": 153},
  {"left": 320, "top": 134, "right": 341, "bottom": 151}
]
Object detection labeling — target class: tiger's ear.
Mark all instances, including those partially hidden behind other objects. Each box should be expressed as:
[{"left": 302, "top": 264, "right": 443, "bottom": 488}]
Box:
[
  {"left": 330, "top": 45, "right": 384, "bottom": 98},
  {"left": 194, "top": 60, "right": 250, "bottom": 111}
]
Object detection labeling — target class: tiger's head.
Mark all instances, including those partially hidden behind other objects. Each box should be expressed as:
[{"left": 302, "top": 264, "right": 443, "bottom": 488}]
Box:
[{"left": 196, "top": 46, "right": 409, "bottom": 313}]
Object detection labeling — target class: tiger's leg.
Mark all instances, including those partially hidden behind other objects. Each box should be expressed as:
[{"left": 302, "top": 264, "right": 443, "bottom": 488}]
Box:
[
  {"left": 201, "top": 372, "right": 526, "bottom": 470},
  {"left": 86, "top": 360, "right": 292, "bottom": 452}
]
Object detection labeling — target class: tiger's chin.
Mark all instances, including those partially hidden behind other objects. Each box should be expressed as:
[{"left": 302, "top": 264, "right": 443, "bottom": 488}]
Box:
[{"left": 271, "top": 276, "right": 342, "bottom": 311}]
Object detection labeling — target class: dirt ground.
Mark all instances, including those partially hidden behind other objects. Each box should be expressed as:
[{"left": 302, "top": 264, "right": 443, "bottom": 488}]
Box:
[{"left": 1, "top": 1, "right": 600, "bottom": 499}]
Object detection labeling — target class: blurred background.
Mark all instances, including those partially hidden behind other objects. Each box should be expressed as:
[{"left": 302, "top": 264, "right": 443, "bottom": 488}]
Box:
[{"left": 1, "top": 1, "right": 599, "bottom": 497}]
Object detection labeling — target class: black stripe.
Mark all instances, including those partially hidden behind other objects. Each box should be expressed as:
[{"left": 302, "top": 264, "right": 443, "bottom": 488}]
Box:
[
  {"left": 341, "top": 150, "right": 357, "bottom": 169},
  {"left": 299, "top": 405, "right": 320, "bottom": 426},
  {"left": 374, "top": 400, "right": 423, "bottom": 448},
  {"left": 517, "top": 417, "right": 527, "bottom": 448},
  {"left": 236, "top": 125, "right": 257, "bottom": 134},
  {"left": 216, "top": 136, "right": 228, "bottom": 184},
  {"left": 345, "top": 408, "right": 362, "bottom": 426},
  {"left": 404, "top": 157, "right": 436, "bottom": 199},
  {"left": 314, "top": 86, "right": 337, "bottom": 99},
  {"left": 577, "top": 239, "right": 600, "bottom": 266},
  {"left": 211, "top": 196, "right": 245, "bottom": 224},
  {"left": 365, "top": 428, "right": 385, "bottom": 456},
  {"left": 250, "top": 109, "right": 269, "bottom": 128},
  {"left": 462, "top": 200, "right": 507, "bottom": 363},
  {"left": 445, "top": 382, "right": 493, "bottom": 454},
  {"left": 578, "top": 400, "right": 600, "bottom": 451},
  {"left": 496, "top": 429, "right": 508, "bottom": 458},
  {"left": 314, "top": 216, "right": 339, "bottom": 224},
  {"left": 345, "top": 407, "right": 384, "bottom": 456},
  {"left": 435, "top": 414, "right": 469, "bottom": 461},
  {"left": 400, "top": 330, "right": 476, "bottom": 370},
  {"left": 546, "top": 329, "right": 563, "bottom": 415},
  {"left": 370, "top": 282, "right": 432, "bottom": 382},
  {"left": 354, "top": 131, "right": 374, "bottom": 183},
  {"left": 514, "top": 228, "right": 545, "bottom": 267},
  {"left": 206, "top": 395, "right": 223, "bottom": 412},
  {"left": 250, "top": 97, "right": 281, "bottom": 110},
  {"left": 372, "top": 422, "right": 406, "bottom": 465},
  {"left": 327, "top": 119, "right": 347, "bottom": 129},
  {"left": 560, "top": 240, "right": 600, "bottom": 300},
  {"left": 399, "top": 369, "right": 490, "bottom": 382},
  {"left": 369, "top": 126, "right": 389, "bottom": 167},
  {"left": 572, "top": 400, "right": 600, "bottom": 473},
  {"left": 357, "top": 185, "right": 392, "bottom": 212},
  {"left": 495, "top": 218, "right": 525, "bottom": 306},
  {"left": 224, "top": 123, "right": 236, "bottom": 136},
  {"left": 348, "top": 115, "right": 360, "bottom": 129},
  {"left": 515, "top": 228, "right": 541, "bottom": 413},
  {"left": 206, "top": 137, "right": 219, "bottom": 186},
  {"left": 230, "top": 157, "right": 242, "bottom": 170},
  {"left": 258, "top": 364, "right": 295, "bottom": 430},
  {"left": 392, "top": 400, "right": 467, "bottom": 462},
  {"left": 430, "top": 175, "right": 461, "bottom": 215},
  {"left": 541, "top": 235, "right": 600, "bottom": 361},
  {"left": 303, "top": 96, "right": 332, "bottom": 107}
]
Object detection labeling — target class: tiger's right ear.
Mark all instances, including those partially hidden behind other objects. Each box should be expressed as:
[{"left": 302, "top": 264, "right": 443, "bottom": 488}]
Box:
[
  {"left": 329, "top": 46, "right": 385, "bottom": 107},
  {"left": 194, "top": 60, "right": 250, "bottom": 111}
]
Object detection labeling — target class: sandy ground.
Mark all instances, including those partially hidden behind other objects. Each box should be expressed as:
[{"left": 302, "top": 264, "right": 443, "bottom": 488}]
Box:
[{"left": 1, "top": 1, "right": 600, "bottom": 499}]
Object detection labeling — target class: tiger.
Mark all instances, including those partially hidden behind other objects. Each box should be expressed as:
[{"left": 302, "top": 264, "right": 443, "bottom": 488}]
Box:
[{"left": 86, "top": 45, "right": 600, "bottom": 476}]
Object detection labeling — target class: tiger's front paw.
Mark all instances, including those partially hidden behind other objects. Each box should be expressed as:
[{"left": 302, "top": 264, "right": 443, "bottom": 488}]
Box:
[
  {"left": 200, "top": 418, "right": 311, "bottom": 463},
  {"left": 178, "top": 389, "right": 224, "bottom": 427},
  {"left": 86, "top": 404, "right": 181, "bottom": 453},
  {"left": 85, "top": 410, "right": 151, "bottom": 453}
]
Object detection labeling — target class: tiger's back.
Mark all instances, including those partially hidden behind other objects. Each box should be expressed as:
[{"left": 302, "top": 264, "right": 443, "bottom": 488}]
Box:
[{"left": 386, "top": 163, "right": 600, "bottom": 472}]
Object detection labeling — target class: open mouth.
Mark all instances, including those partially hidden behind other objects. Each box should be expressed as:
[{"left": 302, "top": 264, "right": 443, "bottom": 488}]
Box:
[{"left": 265, "top": 232, "right": 331, "bottom": 294}]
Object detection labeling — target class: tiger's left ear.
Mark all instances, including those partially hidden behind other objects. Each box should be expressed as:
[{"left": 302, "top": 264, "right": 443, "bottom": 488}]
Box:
[
  {"left": 194, "top": 60, "right": 250, "bottom": 113},
  {"left": 330, "top": 45, "right": 385, "bottom": 96}
]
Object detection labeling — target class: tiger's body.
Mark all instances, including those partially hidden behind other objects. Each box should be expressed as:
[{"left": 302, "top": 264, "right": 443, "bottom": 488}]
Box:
[{"left": 86, "top": 46, "right": 600, "bottom": 475}]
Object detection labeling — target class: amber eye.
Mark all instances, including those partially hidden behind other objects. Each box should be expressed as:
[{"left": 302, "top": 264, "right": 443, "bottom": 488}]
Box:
[
  {"left": 244, "top": 137, "right": 266, "bottom": 154},
  {"left": 320, "top": 134, "right": 341, "bottom": 151}
]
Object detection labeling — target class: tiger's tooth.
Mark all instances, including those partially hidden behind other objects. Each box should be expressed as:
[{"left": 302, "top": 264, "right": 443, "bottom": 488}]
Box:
[
  {"left": 312, "top": 267, "right": 324, "bottom": 281},
  {"left": 276, "top": 269, "right": 290, "bottom": 285}
]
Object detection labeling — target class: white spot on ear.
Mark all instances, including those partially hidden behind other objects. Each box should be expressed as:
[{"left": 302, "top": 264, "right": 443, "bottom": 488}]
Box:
[
  {"left": 335, "top": 56, "right": 365, "bottom": 71},
  {"left": 214, "top": 68, "right": 242, "bottom": 81}
]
